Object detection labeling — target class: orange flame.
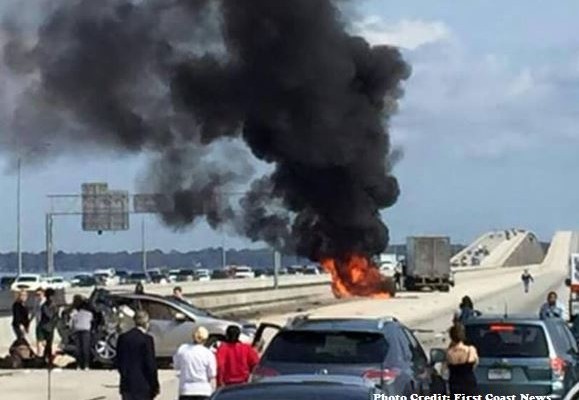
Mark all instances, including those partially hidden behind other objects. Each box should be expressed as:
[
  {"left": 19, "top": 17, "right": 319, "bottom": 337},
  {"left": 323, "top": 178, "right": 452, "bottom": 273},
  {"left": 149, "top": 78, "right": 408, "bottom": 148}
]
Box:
[{"left": 321, "top": 254, "right": 394, "bottom": 299}]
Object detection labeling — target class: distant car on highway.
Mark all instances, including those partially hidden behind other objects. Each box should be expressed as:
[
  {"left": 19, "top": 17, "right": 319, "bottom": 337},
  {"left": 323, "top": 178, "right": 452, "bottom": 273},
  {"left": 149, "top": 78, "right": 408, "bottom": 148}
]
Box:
[
  {"left": 93, "top": 269, "right": 119, "bottom": 286},
  {"left": 176, "top": 269, "right": 195, "bottom": 282},
  {"left": 251, "top": 315, "right": 443, "bottom": 396},
  {"left": 211, "top": 269, "right": 230, "bottom": 280},
  {"left": 10, "top": 274, "right": 46, "bottom": 291},
  {"left": 210, "top": 375, "right": 384, "bottom": 400},
  {"left": 71, "top": 274, "right": 97, "bottom": 288},
  {"left": 0, "top": 276, "right": 16, "bottom": 291},
  {"left": 127, "top": 272, "right": 150, "bottom": 285},
  {"left": 45, "top": 276, "right": 71, "bottom": 290},
  {"left": 232, "top": 266, "right": 255, "bottom": 279},
  {"left": 194, "top": 269, "right": 211, "bottom": 281},
  {"left": 148, "top": 269, "right": 170, "bottom": 284},
  {"left": 431, "top": 314, "right": 579, "bottom": 397},
  {"left": 115, "top": 270, "right": 130, "bottom": 285},
  {"left": 58, "top": 289, "right": 257, "bottom": 366},
  {"left": 303, "top": 265, "right": 322, "bottom": 275}
]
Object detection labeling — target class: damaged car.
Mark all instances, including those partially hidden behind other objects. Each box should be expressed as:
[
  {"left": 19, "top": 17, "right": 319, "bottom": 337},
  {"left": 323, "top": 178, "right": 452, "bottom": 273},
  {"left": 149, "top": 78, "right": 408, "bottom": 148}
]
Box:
[{"left": 57, "top": 288, "right": 257, "bottom": 367}]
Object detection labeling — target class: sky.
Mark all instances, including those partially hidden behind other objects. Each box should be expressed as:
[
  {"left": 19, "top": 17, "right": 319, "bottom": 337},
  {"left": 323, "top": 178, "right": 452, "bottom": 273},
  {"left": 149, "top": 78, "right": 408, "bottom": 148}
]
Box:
[{"left": 0, "top": 0, "right": 579, "bottom": 253}]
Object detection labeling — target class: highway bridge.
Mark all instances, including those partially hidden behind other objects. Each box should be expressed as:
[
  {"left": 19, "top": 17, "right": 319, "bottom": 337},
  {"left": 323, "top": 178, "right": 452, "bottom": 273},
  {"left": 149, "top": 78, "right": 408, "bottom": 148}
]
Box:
[{"left": 0, "top": 229, "right": 575, "bottom": 399}]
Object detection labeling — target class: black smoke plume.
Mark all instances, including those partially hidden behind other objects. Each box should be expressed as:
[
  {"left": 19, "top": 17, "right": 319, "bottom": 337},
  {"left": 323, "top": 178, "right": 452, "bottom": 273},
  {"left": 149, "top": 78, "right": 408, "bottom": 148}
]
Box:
[{"left": 1, "top": 0, "right": 410, "bottom": 261}]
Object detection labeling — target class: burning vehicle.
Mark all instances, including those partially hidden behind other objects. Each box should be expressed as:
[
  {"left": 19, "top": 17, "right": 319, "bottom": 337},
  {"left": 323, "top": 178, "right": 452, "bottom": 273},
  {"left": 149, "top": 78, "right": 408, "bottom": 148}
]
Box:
[{"left": 57, "top": 289, "right": 257, "bottom": 366}]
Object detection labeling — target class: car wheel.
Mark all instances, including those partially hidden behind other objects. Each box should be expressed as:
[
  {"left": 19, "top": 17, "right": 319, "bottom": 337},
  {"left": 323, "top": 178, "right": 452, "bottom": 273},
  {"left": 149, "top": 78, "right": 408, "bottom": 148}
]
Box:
[{"left": 92, "top": 331, "right": 118, "bottom": 365}]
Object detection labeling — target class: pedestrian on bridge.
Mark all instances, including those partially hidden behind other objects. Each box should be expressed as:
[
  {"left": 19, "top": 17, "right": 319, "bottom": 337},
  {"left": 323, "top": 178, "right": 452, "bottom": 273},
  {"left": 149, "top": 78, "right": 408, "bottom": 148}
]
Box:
[
  {"left": 446, "top": 324, "right": 479, "bottom": 396},
  {"left": 11, "top": 290, "right": 30, "bottom": 342},
  {"left": 38, "top": 288, "right": 59, "bottom": 366},
  {"left": 453, "top": 296, "right": 481, "bottom": 325},
  {"left": 521, "top": 269, "right": 534, "bottom": 293}
]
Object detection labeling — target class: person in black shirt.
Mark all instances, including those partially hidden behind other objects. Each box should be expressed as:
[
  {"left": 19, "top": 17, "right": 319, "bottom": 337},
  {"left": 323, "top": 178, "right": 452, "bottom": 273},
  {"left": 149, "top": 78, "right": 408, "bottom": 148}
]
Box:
[
  {"left": 39, "top": 288, "right": 59, "bottom": 365},
  {"left": 11, "top": 290, "right": 30, "bottom": 341}
]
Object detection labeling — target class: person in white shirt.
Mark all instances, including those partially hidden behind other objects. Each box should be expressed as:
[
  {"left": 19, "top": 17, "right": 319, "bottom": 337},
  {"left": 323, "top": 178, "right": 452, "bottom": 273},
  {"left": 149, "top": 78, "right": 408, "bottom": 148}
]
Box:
[{"left": 173, "top": 326, "right": 217, "bottom": 400}]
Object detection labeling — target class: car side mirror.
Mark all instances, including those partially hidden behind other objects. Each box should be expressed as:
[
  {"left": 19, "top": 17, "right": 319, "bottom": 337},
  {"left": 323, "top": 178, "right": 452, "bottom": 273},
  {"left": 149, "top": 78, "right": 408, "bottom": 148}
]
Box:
[
  {"left": 430, "top": 348, "right": 446, "bottom": 365},
  {"left": 174, "top": 312, "right": 188, "bottom": 323},
  {"left": 565, "top": 278, "right": 571, "bottom": 287}
]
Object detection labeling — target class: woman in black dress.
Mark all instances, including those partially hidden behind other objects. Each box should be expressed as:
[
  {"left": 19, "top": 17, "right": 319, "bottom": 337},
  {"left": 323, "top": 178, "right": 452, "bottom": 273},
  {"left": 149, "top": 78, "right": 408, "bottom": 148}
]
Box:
[{"left": 446, "top": 324, "right": 479, "bottom": 395}]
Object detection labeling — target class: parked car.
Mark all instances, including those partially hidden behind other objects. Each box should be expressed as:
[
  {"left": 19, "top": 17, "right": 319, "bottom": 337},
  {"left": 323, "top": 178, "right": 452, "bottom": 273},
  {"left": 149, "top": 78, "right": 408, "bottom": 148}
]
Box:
[
  {"left": 431, "top": 314, "right": 579, "bottom": 397},
  {"left": 45, "top": 276, "right": 71, "bottom": 290},
  {"left": 58, "top": 289, "right": 257, "bottom": 366},
  {"left": 303, "top": 265, "right": 321, "bottom": 275},
  {"left": 176, "top": 269, "right": 195, "bottom": 282},
  {"left": 71, "top": 274, "right": 97, "bottom": 288},
  {"left": 0, "top": 276, "right": 17, "bottom": 291},
  {"left": 194, "top": 269, "right": 211, "bottom": 281},
  {"left": 251, "top": 315, "right": 443, "bottom": 396},
  {"left": 115, "top": 270, "right": 130, "bottom": 285},
  {"left": 10, "top": 274, "right": 46, "bottom": 291},
  {"left": 232, "top": 266, "right": 255, "bottom": 279},
  {"left": 168, "top": 269, "right": 181, "bottom": 282},
  {"left": 149, "top": 269, "right": 170, "bottom": 284},
  {"left": 93, "top": 269, "right": 119, "bottom": 286},
  {"left": 211, "top": 269, "right": 230, "bottom": 280},
  {"left": 127, "top": 272, "right": 150, "bottom": 285},
  {"left": 210, "top": 375, "right": 384, "bottom": 400}
]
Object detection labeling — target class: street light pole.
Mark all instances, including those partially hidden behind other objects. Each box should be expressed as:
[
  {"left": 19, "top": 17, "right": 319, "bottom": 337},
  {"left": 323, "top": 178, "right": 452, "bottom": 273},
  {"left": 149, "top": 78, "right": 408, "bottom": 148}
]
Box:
[
  {"left": 16, "top": 157, "right": 22, "bottom": 276},
  {"left": 141, "top": 216, "right": 148, "bottom": 276}
]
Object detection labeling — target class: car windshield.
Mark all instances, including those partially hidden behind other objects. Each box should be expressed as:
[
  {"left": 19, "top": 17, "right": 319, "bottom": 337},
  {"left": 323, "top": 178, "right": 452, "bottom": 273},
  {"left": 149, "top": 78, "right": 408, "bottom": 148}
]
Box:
[
  {"left": 263, "top": 331, "right": 388, "bottom": 364},
  {"left": 17, "top": 276, "right": 38, "bottom": 282},
  {"left": 465, "top": 323, "right": 549, "bottom": 358}
]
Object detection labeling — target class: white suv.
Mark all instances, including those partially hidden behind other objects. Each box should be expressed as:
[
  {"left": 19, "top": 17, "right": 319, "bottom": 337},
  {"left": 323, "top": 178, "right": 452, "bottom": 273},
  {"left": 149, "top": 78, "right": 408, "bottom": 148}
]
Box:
[
  {"left": 233, "top": 266, "right": 255, "bottom": 279},
  {"left": 11, "top": 274, "right": 46, "bottom": 291}
]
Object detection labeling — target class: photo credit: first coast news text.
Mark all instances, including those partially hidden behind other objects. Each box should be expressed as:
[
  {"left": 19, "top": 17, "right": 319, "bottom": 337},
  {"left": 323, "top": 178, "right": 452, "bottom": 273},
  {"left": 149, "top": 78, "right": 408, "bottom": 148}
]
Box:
[{"left": 371, "top": 395, "right": 555, "bottom": 400}]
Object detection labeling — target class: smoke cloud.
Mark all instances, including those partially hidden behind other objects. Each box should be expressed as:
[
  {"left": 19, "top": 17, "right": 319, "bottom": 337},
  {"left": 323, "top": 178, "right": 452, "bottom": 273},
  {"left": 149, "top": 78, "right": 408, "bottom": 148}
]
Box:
[{"left": 1, "top": 0, "right": 410, "bottom": 261}]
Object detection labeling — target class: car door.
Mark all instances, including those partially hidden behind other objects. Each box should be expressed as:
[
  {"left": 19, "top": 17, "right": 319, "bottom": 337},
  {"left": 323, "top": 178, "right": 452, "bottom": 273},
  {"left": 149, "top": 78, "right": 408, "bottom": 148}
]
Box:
[
  {"left": 397, "top": 327, "right": 429, "bottom": 393},
  {"left": 252, "top": 323, "right": 282, "bottom": 351},
  {"left": 139, "top": 299, "right": 198, "bottom": 358}
]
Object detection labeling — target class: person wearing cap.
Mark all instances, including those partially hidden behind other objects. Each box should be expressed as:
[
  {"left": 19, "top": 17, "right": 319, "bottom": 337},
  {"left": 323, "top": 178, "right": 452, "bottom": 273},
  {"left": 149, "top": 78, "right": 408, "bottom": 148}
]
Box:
[{"left": 173, "top": 326, "right": 217, "bottom": 400}]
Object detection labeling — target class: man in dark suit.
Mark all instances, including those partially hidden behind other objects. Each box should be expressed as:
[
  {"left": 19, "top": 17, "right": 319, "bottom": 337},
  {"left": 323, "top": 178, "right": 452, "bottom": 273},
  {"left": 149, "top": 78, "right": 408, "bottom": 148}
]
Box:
[{"left": 116, "top": 310, "right": 160, "bottom": 400}]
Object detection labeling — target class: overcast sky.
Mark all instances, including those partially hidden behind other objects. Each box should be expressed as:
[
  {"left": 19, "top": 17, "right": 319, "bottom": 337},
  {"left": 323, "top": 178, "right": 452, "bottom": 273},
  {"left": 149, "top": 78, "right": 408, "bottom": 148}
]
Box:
[{"left": 1, "top": 0, "right": 578, "bottom": 253}]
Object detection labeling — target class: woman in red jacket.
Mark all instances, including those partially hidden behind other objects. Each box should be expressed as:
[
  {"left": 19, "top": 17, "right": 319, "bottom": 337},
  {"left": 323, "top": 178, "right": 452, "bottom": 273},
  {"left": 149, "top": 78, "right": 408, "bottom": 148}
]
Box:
[{"left": 216, "top": 325, "right": 260, "bottom": 386}]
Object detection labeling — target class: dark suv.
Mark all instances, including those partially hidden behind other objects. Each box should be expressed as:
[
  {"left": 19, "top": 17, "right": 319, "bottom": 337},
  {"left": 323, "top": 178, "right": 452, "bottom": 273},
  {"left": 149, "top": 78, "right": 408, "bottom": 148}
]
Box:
[
  {"left": 251, "top": 315, "right": 443, "bottom": 396},
  {"left": 432, "top": 315, "right": 579, "bottom": 397}
]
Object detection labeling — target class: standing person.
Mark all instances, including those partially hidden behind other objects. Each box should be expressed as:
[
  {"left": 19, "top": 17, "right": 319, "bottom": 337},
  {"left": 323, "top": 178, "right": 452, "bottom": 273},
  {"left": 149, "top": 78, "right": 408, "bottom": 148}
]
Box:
[
  {"left": 173, "top": 327, "right": 217, "bottom": 400},
  {"left": 71, "top": 299, "right": 93, "bottom": 370},
  {"left": 135, "top": 281, "right": 145, "bottom": 294},
  {"left": 32, "top": 288, "right": 46, "bottom": 355},
  {"left": 116, "top": 310, "right": 160, "bottom": 400},
  {"left": 521, "top": 269, "right": 534, "bottom": 293},
  {"left": 216, "top": 325, "right": 259, "bottom": 387},
  {"left": 539, "top": 291, "right": 565, "bottom": 319},
  {"left": 453, "top": 296, "right": 481, "bottom": 325},
  {"left": 39, "top": 288, "right": 59, "bottom": 365},
  {"left": 11, "top": 290, "right": 30, "bottom": 341},
  {"left": 446, "top": 324, "right": 479, "bottom": 395},
  {"left": 172, "top": 286, "right": 188, "bottom": 304}
]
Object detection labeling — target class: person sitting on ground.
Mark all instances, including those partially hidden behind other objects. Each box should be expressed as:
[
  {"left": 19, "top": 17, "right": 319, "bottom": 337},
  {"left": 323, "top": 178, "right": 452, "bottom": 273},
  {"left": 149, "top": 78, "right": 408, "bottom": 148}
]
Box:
[
  {"left": 453, "top": 296, "right": 481, "bottom": 325},
  {"left": 11, "top": 290, "right": 30, "bottom": 341},
  {"left": 173, "top": 326, "right": 217, "bottom": 400},
  {"left": 446, "top": 324, "right": 479, "bottom": 395},
  {"left": 216, "top": 325, "right": 259, "bottom": 387},
  {"left": 539, "top": 291, "right": 565, "bottom": 320}
]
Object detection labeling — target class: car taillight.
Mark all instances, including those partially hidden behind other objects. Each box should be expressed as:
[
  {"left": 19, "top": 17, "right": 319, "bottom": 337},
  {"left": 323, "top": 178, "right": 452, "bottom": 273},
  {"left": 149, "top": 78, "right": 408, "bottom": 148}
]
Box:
[
  {"left": 251, "top": 366, "right": 279, "bottom": 381},
  {"left": 551, "top": 357, "right": 565, "bottom": 379},
  {"left": 362, "top": 368, "right": 401, "bottom": 386}
]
